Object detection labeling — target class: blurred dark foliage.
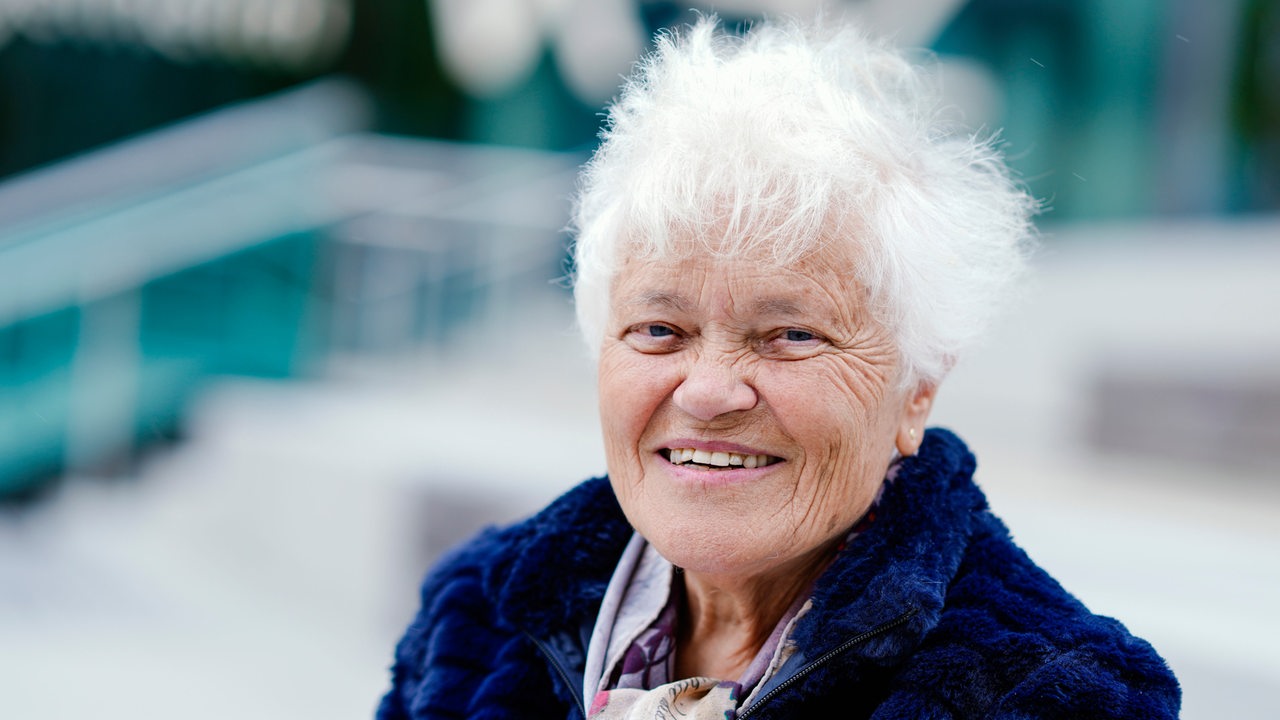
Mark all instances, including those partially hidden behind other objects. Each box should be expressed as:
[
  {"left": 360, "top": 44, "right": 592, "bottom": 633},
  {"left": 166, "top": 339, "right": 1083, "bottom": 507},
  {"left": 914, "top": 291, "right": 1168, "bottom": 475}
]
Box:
[
  {"left": 1233, "top": 0, "right": 1280, "bottom": 210},
  {"left": 0, "top": 0, "right": 463, "bottom": 179}
]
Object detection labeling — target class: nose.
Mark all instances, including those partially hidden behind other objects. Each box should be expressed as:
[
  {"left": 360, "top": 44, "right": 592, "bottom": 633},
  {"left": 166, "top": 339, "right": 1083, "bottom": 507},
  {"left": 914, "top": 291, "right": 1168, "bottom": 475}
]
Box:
[{"left": 671, "top": 353, "right": 758, "bottom": 421}]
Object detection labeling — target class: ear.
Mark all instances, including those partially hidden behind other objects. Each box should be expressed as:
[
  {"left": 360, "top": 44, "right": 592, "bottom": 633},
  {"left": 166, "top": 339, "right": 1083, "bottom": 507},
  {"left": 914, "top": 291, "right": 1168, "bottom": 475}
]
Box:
[{"left": 895, "top": 381, "right": 938, "bottom": 456}]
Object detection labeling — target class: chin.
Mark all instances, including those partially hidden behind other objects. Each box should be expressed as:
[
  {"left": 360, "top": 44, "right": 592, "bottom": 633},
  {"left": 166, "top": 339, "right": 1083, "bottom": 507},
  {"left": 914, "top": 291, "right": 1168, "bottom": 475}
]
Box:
[{"left": 641, "top": 520, "right": 790, "bottom": 578}]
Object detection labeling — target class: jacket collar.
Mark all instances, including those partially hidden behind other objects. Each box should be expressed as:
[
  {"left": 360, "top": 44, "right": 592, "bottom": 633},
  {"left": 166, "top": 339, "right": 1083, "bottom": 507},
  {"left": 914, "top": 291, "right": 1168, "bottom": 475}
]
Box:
[
  {"left": 484, "top": 476, "right": 633, "bottom": 637},
  {"left": 790, "top": 428, "right": 984, "bottom": 662},
  {"left": 485, "top": 428, "right": 984, "bottom": 664}
]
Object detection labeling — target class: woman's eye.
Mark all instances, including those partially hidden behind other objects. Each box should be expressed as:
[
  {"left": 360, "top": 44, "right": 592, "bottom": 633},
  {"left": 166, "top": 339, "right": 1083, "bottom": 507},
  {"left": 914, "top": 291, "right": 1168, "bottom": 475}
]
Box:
[
  {"left": 761, "top": 328, "right": 825, "bottom": 358},
  {"left": 624, "top": 322, "right": 682, "bottom": 352}
]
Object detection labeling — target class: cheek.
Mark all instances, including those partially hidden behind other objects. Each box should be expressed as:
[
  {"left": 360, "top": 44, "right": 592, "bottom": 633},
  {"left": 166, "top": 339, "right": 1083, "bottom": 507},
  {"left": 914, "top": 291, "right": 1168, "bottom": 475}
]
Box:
[
  {"left": 763, "top": 364, "right": 891, "bottom": 515},
  {"left": 760, "top": 362, "right": 872, "bottom": 443},
  {"left": 598, "top": 348, "right": 676, "bottom": 461}
]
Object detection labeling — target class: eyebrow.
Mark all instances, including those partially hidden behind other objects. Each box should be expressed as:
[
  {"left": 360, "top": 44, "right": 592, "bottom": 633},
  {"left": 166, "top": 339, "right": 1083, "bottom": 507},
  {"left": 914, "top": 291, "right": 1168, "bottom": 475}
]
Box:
[
  {"left": 627, "top": 292, "right": 816, "bottom": 320},
  {"left": 750, "top": 297, "right": 806, "bottom": 318},
  {"left": 630, "top": 291, "right": 691, "bottom": 312}
]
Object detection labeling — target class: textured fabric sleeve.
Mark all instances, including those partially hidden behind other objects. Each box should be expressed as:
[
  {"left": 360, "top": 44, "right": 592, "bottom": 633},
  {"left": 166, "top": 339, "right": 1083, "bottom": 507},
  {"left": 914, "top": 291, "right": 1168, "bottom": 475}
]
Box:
[
  {"left": 376, "top": 530, "right": 506, "bottom": 720},
  {"left": 989, "top": 635, "right": 1181, "bottom": 720}
]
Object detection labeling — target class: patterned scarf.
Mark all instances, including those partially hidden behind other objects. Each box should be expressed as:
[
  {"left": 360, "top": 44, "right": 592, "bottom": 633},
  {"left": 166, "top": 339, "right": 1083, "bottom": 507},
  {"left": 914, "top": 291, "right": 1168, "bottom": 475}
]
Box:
[{"left": 585, "top": 466, "right": 896, "bottom": 719}]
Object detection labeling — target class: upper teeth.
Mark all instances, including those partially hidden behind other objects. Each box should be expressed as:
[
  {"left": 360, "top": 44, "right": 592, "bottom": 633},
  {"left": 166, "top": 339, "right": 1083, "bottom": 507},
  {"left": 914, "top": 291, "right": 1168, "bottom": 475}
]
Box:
[{"left": 668, "top": 448, "right": 775, "bottom": 469}]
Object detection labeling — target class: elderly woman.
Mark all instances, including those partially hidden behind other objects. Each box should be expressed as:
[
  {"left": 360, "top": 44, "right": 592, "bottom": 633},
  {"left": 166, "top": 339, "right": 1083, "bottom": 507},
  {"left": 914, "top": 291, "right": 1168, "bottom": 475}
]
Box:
[{"left": 378, "top": 17, "right": 1179, "bottom": 720}]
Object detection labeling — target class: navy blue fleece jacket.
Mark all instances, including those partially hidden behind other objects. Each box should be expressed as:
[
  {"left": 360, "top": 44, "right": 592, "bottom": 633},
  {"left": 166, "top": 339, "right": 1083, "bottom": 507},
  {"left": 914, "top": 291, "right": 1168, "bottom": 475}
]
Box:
[{"left": 377, "top": 429, "right": 1180, "bottom": 719}]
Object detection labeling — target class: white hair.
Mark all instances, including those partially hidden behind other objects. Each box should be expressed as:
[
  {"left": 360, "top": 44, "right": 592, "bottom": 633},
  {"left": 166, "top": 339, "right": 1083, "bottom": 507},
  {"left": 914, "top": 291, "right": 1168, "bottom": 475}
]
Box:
[{"left": 570, "top": 16, "right": 1037, "bottom": 387}]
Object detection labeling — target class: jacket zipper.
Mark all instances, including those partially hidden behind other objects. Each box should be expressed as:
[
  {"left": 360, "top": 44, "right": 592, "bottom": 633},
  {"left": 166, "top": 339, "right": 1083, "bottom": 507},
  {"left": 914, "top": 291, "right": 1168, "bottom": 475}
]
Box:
[
  {"left": 525, "top": 631, "right": 588, "bottom": 720},
  {"left": 737, "top": 606, "right": 920, "bottom": 719}
]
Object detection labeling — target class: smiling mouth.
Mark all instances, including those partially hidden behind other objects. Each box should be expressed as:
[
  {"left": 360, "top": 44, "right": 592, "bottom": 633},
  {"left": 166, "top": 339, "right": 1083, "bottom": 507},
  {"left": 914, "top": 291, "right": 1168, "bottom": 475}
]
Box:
[{"left": 661, "top": 448, "right": 782, "bottom": 470}]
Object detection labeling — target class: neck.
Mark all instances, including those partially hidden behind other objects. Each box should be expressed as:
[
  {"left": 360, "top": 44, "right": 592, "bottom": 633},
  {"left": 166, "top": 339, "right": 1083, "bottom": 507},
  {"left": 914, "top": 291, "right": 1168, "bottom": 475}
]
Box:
[{"left": 674, "top": 538, "right": 839, "bottom": 681}]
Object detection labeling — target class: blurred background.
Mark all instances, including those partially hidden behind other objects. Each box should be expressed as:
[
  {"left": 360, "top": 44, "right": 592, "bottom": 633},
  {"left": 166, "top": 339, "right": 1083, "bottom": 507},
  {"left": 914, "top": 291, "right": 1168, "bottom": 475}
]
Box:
[{"left": 0, "top": 0, "right": 1276, "bottom": 717}]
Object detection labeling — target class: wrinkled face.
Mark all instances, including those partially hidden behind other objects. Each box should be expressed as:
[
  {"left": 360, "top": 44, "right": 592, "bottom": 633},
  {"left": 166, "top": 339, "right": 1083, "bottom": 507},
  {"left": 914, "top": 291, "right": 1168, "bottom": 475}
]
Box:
[{"left": 597, "top": 240, "right": 934, "bottom": 580}]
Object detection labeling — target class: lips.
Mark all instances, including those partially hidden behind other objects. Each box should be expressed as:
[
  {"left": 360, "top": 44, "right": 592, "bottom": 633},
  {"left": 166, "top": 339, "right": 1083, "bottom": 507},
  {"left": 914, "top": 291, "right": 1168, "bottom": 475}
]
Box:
[{"left": 661, "top": 446, "right": 783, "bottom": 469}]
